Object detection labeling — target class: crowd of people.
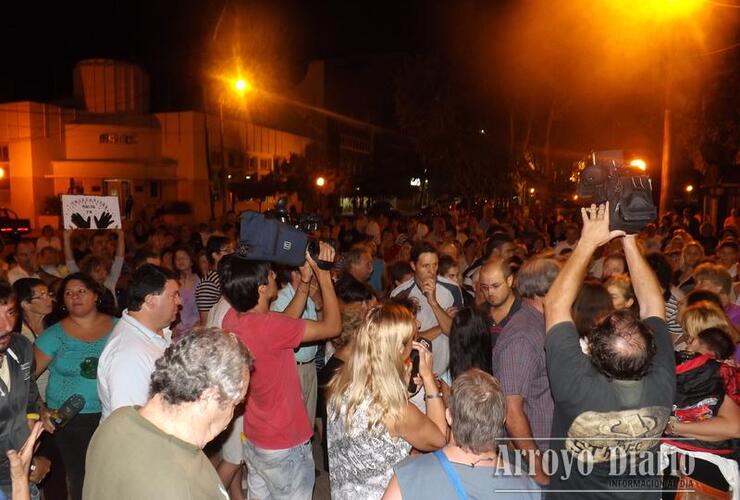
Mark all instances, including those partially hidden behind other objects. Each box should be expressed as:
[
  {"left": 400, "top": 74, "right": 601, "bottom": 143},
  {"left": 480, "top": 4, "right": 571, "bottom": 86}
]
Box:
[{"left": 0, "top": 200, "right": 737, "bottom": 500}]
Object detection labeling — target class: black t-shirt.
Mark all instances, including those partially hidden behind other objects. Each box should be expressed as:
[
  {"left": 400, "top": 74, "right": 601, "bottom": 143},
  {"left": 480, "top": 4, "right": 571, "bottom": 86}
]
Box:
[{"left": 545, "top": 317, "right": 675, "bottom": 499}]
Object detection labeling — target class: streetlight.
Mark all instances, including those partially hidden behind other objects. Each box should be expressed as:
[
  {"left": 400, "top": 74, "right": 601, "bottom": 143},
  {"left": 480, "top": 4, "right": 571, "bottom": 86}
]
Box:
[
  {"left": 316, "top": 176, "right": 326, "bottom": 187},
  {"left": 685, "top": 184, "right": 694, "bottom": 193},
  {"left": 529, "top": 187, "right": 536, "bottom": 194},
  {"left": 629, "top": 159, "right": 647, "bottom": 171},
  {"left": 234, "top": 78, "right": 251, "bottom": 94}
]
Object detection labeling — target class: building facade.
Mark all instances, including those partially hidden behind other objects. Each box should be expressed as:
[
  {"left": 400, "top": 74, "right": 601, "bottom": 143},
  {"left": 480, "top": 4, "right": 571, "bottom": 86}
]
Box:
[{"left": 0, "top": 59, "right": 314, "bottom": 227}]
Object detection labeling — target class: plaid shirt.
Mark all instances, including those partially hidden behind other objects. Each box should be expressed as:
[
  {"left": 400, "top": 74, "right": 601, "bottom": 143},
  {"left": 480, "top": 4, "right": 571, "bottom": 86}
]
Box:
[{"left": 491, "top": 301, "right": 554, "bottom": 451}]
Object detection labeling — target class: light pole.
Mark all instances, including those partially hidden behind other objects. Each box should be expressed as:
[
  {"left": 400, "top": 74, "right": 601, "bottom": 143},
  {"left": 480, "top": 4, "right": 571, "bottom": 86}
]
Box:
[{"left": 216, "top": 77, "right": 252, "bottom": 216}]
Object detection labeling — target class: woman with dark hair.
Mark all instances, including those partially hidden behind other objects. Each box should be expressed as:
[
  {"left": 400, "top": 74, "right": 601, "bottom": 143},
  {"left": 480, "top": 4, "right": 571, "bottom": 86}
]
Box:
[
  {"left": 172, "top": 245, "right": 201, "bottom": 338},
  {"left": 645, "top": 252, "right": 685, "bottom": 340},
  {"left": 33, "top": 272, "right": 118, "bottom": 500},
  {"left": 571, "top": 279, "right": 614, "bottom": 337},
  {"left": 448, "top": 307, "right": 492, "bottom": 380}
]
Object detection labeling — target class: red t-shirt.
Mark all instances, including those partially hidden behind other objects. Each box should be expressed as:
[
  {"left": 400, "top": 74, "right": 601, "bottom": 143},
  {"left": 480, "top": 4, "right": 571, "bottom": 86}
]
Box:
[{"left": 222, "top": 310, "right": 310, "bottom": 450}]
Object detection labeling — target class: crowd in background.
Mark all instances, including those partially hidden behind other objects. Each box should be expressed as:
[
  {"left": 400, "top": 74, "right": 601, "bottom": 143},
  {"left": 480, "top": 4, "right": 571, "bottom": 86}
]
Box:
[{"left": 0, "top": 199, "right": 737, "bottom": 500}]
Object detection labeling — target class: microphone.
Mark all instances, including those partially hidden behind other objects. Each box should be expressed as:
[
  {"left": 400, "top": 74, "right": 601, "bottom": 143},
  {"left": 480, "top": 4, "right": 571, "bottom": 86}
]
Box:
[{"left": 51, "top": 394, "right": 86, "bottom": 428}]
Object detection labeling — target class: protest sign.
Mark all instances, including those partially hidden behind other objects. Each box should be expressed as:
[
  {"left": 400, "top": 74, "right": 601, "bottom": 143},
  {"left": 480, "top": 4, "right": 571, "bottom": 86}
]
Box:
[{"left": 61, "top": 195, "right": 122, "bottom": 230}]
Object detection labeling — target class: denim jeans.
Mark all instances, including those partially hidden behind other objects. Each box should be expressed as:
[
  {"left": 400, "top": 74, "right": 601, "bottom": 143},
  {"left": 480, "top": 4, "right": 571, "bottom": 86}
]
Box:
[
  {"left": 0, "top": 483, "right": 39, "bottom": 500},
  {"left": 243, "top": 440, "right": 314, "bottom": 500}
]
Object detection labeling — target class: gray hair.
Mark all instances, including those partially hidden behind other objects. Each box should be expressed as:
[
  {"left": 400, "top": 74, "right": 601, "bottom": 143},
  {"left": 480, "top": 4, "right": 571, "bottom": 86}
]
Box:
[
  {"left": 516, "top": 258, "right": 561, "bottom": 298},
  {"left": 448, "top": 369, "right": 506, "bottom": 454},
  {"left": 150, "top": 327, "right": 253, "bottom": 408}
]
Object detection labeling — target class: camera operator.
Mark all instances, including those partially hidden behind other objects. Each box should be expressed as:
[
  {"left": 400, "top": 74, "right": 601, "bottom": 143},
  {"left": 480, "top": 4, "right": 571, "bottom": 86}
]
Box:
[
  {"left": 219, "top": 242, "right": 341, "bottom": 500},
  {"left": 544, "top": 203, "right": 674, "bottom": 498}
]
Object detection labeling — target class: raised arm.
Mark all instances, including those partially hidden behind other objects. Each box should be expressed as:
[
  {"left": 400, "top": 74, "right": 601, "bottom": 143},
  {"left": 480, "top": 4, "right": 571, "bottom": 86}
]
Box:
[
  {"left": 544, "top": 203, "right": 625, "bottom": 332},
  {"left": 278, "top": 263, "right": 312, "bottom": 319},
  {"left": 394, "top": 343, "right": 447, "bottom": 451},
  {"left": 115, "top": 228, "right": 125, "bottom": 258},
  {"left": 63, "top": 230, "right": 79, "bottom": 273},
  {"left": 302, "top": 243, "right": 342, "bottom": 343},
  {"left": 623, "top": 235, "right": 665, "bottom": 320}
]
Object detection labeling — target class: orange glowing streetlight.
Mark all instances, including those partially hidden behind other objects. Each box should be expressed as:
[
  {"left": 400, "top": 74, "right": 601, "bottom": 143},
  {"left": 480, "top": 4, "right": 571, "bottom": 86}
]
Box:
[
  {"left": 316, "top": 176, "right": 326, "bottom": 187},
  {"left": 685, "top": 184, "right": 694, "bottom": 193},
  {"left": 234, "top": 78, "right": 251, "bottom": 94},
  {"left": 629, "top": 159, "right": 647, "bottom": 171},
  {"left": 0, "top": 167, "right": 5, "bottom": 179},
  {"left": 529, "top": 187, "right": 536, "bottom": 194}
]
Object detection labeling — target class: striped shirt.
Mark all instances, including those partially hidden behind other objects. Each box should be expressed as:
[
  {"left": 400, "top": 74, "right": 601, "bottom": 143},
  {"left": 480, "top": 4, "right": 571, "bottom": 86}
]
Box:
[
  {"left": 665, "top": 291, "right": 683, "bottom": 340},
  {"left": 195, "top": 270, "right": 221, "bottom": 313}
]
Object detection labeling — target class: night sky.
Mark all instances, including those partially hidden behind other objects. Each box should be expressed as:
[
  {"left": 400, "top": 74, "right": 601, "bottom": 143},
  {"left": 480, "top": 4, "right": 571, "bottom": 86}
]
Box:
[
  {"left": 1, "top": 0, "right": 437, "bottom": 110},
  {"left": 3, "top": 0, "right": 737, "bottom": 171}
]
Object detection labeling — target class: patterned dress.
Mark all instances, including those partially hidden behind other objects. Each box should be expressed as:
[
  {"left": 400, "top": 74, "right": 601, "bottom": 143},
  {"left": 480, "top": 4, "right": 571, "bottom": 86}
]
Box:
[{"left": 327, "top": 395, "right": 411, "bottom": 499}]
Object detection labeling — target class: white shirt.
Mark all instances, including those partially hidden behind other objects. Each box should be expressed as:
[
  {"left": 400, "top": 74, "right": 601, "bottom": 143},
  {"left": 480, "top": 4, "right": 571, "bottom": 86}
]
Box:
[
  {"left": 206, "top": 297, "right": 233, "bottom": 328},
  {"left": 390, "top": 277, "right": 460, "bottom": 375},
  {"left": 97, "top": 311, "right": 172, "bottom": 421},
  {"left": 7, "top": 266, "right": 39, "bottom": 285}
]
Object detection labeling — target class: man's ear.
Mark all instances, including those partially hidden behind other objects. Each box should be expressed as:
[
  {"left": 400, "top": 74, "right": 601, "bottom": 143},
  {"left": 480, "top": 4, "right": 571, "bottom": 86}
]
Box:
[
  {"left": 409, "top": 261, "right": 417, "bottom": 273},
  {"left": 143, "top": 293, "right": 155, "bottom": 309},
  {"left": 506, "top": 275, "right": 514, "bottom": 288}
]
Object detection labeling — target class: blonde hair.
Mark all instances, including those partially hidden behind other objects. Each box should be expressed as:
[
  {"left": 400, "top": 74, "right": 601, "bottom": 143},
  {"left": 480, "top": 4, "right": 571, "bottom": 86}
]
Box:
[
  {"left": 605, "top": 274, "right": 636, "bottom": 303},
  {"left": 680, "top": 301, "right": 738, "bottom": 342},
  {"left": 327, "top": 302, "right": 416, "bottom": 433},
  {"left": 680, "top": 241, "right": 704, "bottom": 271}
]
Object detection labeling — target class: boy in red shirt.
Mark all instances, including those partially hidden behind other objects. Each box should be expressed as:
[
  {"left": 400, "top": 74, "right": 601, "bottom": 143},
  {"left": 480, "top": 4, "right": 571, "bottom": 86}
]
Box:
[{"left": 220, "top": 243, "right": 341, "bottom": 500}]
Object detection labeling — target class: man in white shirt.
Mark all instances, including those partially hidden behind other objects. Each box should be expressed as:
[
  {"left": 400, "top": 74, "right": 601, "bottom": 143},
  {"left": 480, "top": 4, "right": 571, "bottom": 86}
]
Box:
[
  {"left": 553, "top": 223, "right": 580, "bottom": 255},
  {"left": 7, "top": 240, "right": 39, "bottom": 285},
  {"left": 390, "top": 242, "right": 464, "bottom": 377},
  {"left": 97, "top": 264, "right": 181, "bottom": 421}
]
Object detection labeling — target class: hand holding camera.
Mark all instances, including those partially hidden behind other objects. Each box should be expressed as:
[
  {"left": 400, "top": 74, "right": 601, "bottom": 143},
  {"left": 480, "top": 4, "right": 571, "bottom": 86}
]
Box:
[
  {"left": 579, "top": 202, "right": 626, "bottom": 250},
  {"left": 306, "top": 241, "right": 335, "bottom": 276}
]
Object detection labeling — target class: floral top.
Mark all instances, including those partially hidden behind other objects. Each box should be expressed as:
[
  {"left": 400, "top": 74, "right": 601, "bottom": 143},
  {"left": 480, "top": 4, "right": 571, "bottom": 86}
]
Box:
[{"left": 327, "top": 395, "right": 411, "bottom": 499}]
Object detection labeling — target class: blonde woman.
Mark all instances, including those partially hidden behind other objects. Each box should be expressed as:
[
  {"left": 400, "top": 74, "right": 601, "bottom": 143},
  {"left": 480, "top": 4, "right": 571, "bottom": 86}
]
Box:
[
  {"left": 677, "top": 241, "right": 704, "bottom": 293},
  {"left": 327, "top": 303, "right": 447, "bottom": 499},
  {"left": 604, "top": 273, "right": 637, "bottom": 312},
  {"left": 677, "top": 300, "right": 737, "bottom": 350}
]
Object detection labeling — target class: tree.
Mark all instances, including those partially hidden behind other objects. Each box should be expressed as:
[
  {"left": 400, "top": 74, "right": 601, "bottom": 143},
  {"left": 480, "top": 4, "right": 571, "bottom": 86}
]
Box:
[{"left": 394, "top": 56, "right": 512, "bottom": 199}]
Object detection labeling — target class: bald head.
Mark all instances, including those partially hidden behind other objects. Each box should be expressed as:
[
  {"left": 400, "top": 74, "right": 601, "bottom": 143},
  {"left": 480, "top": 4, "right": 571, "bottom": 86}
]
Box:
[{"left": 480, "top": 259, "right": 512, "bottom": 281}]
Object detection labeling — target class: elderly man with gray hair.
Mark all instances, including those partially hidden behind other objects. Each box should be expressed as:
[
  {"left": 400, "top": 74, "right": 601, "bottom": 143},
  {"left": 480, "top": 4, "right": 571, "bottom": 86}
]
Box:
[
  {"left": 383, "top": 369, "right": 539, "bottom": 499},
  {"left": 491, "top": 257, "right": 560, "bottom": 487},
  {"left": 83, "top": 327, "right": 253, "bottom": 500}
]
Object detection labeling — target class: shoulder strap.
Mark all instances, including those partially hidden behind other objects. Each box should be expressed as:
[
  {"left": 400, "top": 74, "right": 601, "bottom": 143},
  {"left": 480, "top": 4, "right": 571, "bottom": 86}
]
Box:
[
  {"left": 394, "top": 281, "right": 416, "bottom": 300},
  {"left": 433, "top": 450, "right": 468, "bottom": 500},
  {"left": 436, "top": 279, "right": 465, "bottom": 308}
]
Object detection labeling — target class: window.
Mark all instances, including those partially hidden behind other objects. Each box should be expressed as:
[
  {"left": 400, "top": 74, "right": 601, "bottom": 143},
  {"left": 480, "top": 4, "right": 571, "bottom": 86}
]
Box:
[
  {"left": 149, "top": 181, "right": 160, "bottom": 199},
  {"left": 0, "top": 145, "right": 8, "bottom": 162}
]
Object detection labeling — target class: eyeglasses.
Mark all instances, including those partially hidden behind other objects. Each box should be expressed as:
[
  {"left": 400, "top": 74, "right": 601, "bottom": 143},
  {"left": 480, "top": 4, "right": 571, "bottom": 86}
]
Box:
[{"left": 478, "top": 283, "right": 502, "bottom": 293}]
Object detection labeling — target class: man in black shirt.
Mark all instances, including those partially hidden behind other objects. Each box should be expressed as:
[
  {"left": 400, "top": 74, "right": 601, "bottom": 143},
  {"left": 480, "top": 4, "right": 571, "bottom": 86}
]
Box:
[{"left": 543, "top": 203, "right": 675, "bottom": 499}]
